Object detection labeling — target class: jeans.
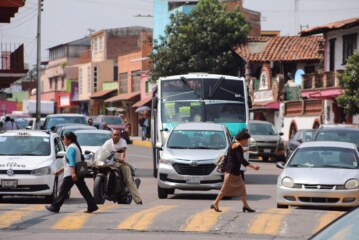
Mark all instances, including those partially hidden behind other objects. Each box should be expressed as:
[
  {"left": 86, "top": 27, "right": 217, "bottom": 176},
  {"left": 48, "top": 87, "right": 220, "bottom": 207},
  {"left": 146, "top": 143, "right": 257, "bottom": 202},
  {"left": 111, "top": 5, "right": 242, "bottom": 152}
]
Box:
[
  {"left": 141, "top": 127, "right": 147, "bottom": 140},
  {"left": 51, "top": 176, "right": 97, "bottom": 211}
]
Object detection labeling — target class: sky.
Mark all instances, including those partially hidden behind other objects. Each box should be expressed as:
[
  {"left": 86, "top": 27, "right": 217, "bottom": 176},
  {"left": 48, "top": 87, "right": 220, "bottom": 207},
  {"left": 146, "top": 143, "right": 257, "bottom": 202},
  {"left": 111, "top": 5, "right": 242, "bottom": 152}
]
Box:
[{"left": 1, "top": 0, "right": 359, "bottom": 68}]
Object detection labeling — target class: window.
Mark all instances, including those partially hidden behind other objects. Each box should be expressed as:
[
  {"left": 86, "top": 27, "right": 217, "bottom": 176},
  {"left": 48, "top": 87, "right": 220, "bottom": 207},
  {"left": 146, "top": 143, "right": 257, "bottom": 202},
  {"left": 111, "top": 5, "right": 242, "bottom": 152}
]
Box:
[
  {"left": 61, "top": 77, "right": 65, "bottom": 89},
  {"left": 99, "top": 36, "right": 103, "bottom": 50},
  {"left": 79, "top": 68, "right": 83, "bottom": 95},
  {"left": 87, "top": 66, "right": 91, "bottom": 94},
  {"left": 131, "top": 70, "right": 141, "bottom": 92},
  {"left": 93, "top": 66, "right": 98, "bottom": 92},
  {"left": 329, "top": 38, "right": 336, "bottom": 71},
  {"left": 119, "top": 72, "right": 128, "bottom": 93},
  {"left": 342, "top": 33, "right": 357, "bottom": 64},
  {"left": 114, "top": 66, "right": 118, "bottom": 81},
  {"left": 49, "top": 78, "right": 53, "bottom": 90}
]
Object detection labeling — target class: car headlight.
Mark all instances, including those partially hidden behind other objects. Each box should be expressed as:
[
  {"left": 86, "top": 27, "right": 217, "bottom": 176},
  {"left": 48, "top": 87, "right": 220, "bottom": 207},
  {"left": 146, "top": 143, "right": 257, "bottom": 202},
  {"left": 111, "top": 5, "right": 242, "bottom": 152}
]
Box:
[
  {"left": 31, "top": 166, "right": 52, "bottom": 176},
  {"left": 345, "top": 179, "right": 359, "bottom": 189},
  {"left": 281, "top": 177, "right": 294, "bottom": 188},
  {"left": 159, "top": 158, "right": 173, "bottom": 165},
  {"left": 248, "top": 137, "right": 258, "bottom": 151}
]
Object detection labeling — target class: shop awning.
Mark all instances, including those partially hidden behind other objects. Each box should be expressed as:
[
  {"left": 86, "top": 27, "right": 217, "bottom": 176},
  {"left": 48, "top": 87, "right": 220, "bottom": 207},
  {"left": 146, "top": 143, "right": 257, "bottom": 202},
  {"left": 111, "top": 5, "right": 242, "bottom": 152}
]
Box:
[
  {"left": 105, "top": 92, "right": 140, "bottom": 103},
  {"left": 132, "top": 96, "right": 152, "bottom": 108},
  {"left": 301, "top": 88, "right": 343, "bottom": 100},
  {"left": 90, "top": 89, "right": 116, "bottom": 99},
  {"left": 251, "top": 101, "right": 280, "bottom": 110}
]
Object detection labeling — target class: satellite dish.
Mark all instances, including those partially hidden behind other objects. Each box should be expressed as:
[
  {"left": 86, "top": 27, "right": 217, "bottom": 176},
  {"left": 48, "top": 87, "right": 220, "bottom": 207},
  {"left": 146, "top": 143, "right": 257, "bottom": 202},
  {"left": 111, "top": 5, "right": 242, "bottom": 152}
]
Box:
[{"left": 294, "top": 69, "right": 305, "bottom": 85}]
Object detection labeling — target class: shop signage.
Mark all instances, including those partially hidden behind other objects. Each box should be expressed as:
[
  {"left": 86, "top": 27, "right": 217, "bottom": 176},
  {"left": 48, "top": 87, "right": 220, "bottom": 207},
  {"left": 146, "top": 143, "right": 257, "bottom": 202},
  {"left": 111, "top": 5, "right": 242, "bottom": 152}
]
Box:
[{"left": 254, "top": 90, "right": 274, "bottom": 102}]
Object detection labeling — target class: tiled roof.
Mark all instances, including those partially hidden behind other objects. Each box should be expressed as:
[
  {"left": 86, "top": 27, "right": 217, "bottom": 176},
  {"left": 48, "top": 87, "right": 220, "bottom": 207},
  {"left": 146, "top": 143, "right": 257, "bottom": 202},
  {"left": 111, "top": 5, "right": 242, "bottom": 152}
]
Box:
[
  {"left": 234, "top": 36, "right": 323, "bottom": 62},
  {"left": 301, "top": 17, "right": 359, "bottom": 36}
]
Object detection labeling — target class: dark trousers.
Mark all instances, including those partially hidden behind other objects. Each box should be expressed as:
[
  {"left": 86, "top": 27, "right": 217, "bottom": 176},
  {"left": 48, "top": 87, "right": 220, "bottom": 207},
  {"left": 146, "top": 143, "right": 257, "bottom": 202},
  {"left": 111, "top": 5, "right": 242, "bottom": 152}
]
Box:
[{"left": 51, "top": 176, "right": 97, "bottom": 211}]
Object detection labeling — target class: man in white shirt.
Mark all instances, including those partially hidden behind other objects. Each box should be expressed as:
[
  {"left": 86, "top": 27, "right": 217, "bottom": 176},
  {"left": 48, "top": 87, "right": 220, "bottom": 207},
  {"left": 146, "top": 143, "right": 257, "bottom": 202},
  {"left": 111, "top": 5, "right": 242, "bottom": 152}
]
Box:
[{"left": 102, "top": 130, "right": 142, "bottom": 205}]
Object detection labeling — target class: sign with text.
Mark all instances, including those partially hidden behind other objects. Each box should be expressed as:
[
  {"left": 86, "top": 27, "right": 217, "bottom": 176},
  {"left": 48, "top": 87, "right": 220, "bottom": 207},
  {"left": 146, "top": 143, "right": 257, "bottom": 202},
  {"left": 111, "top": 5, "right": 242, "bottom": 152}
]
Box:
[{"left": 254, "top": 90, "right": 274, "bottom": 102}]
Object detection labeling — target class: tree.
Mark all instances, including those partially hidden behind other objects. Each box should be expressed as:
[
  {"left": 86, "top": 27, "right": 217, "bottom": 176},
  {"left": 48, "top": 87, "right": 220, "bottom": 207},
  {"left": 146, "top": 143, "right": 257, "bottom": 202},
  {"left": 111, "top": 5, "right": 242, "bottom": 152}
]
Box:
[
  {"left": 149, "top": 0, "right": 249, "bottom": 81},
  {"left": 337, "top": 51, "right": 359, "bottom": 116}
]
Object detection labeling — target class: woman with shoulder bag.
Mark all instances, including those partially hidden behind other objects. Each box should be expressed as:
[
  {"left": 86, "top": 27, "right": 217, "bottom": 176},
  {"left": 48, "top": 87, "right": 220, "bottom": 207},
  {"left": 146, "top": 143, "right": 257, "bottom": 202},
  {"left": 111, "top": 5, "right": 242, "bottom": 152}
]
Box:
[
  {"left": 211, "top": 130, "right": 260, "bottom": 213},
  {"left": 45, "top": 132, "right": 98, "bottom": 214}
]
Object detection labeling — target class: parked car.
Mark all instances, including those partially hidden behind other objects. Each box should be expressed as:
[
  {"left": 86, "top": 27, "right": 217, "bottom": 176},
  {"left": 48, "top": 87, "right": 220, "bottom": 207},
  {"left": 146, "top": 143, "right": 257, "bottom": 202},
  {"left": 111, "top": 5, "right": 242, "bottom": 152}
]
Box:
[
  {"left": 276, "top": 141, "right": 359, "bottom": 208},
  {"left": 74, "top": 129, "right": 112, "bottom": 173},
  {"left": 54, "top": 123, "right": 97, "bottom": 139},
  {"left": 94, "top": 115, "right": 131, "bottom": 144},
  {"left": 0, "top": 130, "right": 67, "bottom": 202},
  {"left": 42, "top": 113, "right": 87, "bottom": 131},
  {"left": 313, "top": 125, "right": 359, "bottom": 147},
  {"left": 309, "top": 206, "right": 359, "bottom": 240},
  {"left": 248, "top": 120, "right": 285, "bottom": 162},
  {"left": 26, "top": 117, "right": 46, "bottom": 130},
  {"left": 286, "top": 129, "right": 316, "bottom": 158},
  {"left": 156, "top": 122, "right": 232, "bottom": 199}
]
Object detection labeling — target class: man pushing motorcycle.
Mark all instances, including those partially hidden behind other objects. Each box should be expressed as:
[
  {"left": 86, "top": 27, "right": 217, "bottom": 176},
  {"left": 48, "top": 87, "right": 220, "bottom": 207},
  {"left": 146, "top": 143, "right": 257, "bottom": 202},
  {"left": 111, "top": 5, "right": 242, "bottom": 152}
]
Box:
[{"left": 102, "top": 129, "right": 143, "bottom": 205}]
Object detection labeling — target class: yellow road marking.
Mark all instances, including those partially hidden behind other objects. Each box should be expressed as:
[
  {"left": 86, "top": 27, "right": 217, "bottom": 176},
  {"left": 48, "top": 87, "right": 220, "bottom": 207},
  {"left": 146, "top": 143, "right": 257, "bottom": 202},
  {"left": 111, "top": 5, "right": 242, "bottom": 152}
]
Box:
[
  {"left": 181, "top": 207, "right": 231, "bottom": 232},
  {"left": 248, "top": 208, "right": 293, "bottom": 235},
  {"left": 52, "top": 204, "right": 115, "bottom": 230},
  {"left": 0, "top": 205, "right": 44, "bottom": 229},
  {"left": 117, "top": 205, "right": 176, "bottom": 230},
  {"left": 313, "top": 211, "right": 344, "bottom": 233}
]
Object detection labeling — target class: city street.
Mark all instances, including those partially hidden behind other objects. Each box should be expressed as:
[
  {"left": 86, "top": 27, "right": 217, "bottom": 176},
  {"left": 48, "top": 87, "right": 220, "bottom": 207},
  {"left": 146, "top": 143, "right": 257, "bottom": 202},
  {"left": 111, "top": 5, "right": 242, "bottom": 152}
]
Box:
[{"left": 0, "top": 144, "right": 347, "bottom": 240}]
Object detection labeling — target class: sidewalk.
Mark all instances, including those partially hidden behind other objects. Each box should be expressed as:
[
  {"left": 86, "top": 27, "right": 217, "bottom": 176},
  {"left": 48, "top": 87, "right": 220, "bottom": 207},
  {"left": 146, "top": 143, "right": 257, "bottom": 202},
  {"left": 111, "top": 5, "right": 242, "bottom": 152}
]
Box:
[{"left": 131, "top": 136, "right": 152, "bottom": 148}]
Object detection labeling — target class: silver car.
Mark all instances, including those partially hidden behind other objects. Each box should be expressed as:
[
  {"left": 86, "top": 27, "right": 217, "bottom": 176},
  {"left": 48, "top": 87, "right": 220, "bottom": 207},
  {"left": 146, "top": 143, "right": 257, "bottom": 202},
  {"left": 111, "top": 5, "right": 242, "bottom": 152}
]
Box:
[
  {"left": 157, "top": 122, "right": 231, "bottom": 199},
  {"left": 276, "top": 141, "right": 359, "bottom": 208}
]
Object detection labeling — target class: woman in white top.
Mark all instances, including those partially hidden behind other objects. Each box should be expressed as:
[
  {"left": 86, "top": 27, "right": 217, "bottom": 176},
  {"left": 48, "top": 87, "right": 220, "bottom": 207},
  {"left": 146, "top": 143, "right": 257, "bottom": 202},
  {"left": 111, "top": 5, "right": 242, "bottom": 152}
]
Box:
[{"left": 45, "top": 132, "right": 98, "bottom": 213}]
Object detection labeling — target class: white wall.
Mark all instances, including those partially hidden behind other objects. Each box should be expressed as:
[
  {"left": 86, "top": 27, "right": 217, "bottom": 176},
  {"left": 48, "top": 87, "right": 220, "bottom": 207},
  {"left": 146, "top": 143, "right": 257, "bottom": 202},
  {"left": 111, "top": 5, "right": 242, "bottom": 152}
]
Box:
[{"left": 282, "top": 116, "right": 319, "bottom": 141}]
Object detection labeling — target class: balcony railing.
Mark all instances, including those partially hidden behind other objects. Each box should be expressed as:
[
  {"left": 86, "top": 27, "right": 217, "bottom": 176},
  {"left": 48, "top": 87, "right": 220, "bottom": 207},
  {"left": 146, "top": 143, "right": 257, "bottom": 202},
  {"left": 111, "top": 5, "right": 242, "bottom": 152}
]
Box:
[
  {"left": 0, "top": 43, "right": 24, "bottom": 71},
  {"left": 302, "top": 71, "right": 340, "bottom": 90}
]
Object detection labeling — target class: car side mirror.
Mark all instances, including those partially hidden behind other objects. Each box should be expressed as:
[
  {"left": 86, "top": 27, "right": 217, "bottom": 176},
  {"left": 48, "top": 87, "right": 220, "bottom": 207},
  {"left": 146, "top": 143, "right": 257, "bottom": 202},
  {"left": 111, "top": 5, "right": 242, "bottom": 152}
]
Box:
[
  {"left": 160, "top": 128, "right": 169, "bottom": 132},
  {"left": 155, "top": 142, "right": 163, "bottom": 150},
  {"left": 50, "top": 126, "right": 56, "bottom": 132},
  {"left": 84, "top": 150, "right": 93, "bottom": 155},
  {"left": 56, "top": 151, "right": 66, "bottom": 158},
  {"left": 276, "top": 161, "right": 285, "bottom": 169},
  {"left": 279, "top": 132, "right": 284, "bottom": 136},
  {"left": 297, "top": 138, "right": 303, "bottom": 143}
]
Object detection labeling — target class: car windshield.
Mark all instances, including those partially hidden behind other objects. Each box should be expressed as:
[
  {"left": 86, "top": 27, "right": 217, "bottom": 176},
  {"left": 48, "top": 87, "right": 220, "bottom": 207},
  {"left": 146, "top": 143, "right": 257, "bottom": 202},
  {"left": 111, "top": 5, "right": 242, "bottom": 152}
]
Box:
[
  {"left": 76, "top": 132, "right": 112, "bottom": 146},
  {"left": 46, "top": 116, "right": 86, "bottom": 129},
  {"left": 249, "top": 123, "right": 278, "bottom": 136},
  {"left": 167, "top": 130, "right": 227, "bottom": 149},
  {"left": 102, "top": 117, "right": 123, "bottom": 125},
  {"left": 15, "top": 118, "right": 30, "bottom": 129},
  {"left": 288, "top": 147, "right": 359, "bottom": 169},
  {"left": 0, "top": 135, "right": 50, "bottom": 156},
  {"left": 303, "top": 130, "right": 315, "bottom": 142},
  {"left": 310, "top": 208, "right": 359, "bottom": 240},
  {"left": 315, "top": 130, "right": 359, "bottom": 146}
]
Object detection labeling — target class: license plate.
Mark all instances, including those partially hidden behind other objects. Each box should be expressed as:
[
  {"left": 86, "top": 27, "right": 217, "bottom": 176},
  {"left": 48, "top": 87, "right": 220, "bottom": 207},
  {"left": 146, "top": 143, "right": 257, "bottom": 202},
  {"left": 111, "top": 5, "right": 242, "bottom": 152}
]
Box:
[
  {"left": 1, "top": 180, "right": 18, "bottom": 188},
  {"left": 185, "top": 176, "right": 201, "bottom": 184},
  {"left": 264, "top": 149, "right": 271, "bottom": 153}
]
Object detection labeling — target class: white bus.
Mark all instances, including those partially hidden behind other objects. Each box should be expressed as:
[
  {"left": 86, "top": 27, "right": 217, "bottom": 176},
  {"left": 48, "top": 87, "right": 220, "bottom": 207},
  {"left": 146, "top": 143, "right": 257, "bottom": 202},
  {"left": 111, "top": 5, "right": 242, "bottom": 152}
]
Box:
[{"left": 151, "top": 73, "right": 251, "bottom": 177}]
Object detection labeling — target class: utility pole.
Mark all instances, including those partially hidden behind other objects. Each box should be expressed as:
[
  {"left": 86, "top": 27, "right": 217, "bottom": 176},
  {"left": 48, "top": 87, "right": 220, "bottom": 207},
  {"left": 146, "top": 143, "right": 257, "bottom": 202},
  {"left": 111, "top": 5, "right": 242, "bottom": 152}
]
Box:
[
  {"left": 36, "top": 0, "right": 42, "bottom": 129},
  {"left": 294, "top": 0, "right": 299, "bottom": 34}
]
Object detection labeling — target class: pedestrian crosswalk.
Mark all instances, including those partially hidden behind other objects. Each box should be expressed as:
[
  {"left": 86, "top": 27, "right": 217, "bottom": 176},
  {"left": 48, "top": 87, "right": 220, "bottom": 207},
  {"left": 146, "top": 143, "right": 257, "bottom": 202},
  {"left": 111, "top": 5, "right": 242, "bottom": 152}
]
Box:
[{"left": 0, "top": 203, "right": 345, "bottom": 238}]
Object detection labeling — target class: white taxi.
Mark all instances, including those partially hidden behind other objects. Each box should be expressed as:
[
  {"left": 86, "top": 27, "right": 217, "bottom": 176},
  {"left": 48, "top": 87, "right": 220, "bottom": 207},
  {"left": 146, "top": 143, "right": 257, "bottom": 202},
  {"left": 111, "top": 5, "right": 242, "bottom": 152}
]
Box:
[{"left": 0, "top": 130, "right": 66, "bottom": 202}]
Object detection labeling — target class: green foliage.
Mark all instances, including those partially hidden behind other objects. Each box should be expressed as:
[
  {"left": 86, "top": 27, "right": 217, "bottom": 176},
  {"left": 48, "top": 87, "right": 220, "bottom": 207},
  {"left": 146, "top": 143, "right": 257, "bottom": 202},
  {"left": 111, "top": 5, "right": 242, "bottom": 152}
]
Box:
[
  {"left": 337, "top": 51, "right": 359, "bottom": 115},
  {"left": 149, "top": 0, "right": 249, "bottom": 81}
]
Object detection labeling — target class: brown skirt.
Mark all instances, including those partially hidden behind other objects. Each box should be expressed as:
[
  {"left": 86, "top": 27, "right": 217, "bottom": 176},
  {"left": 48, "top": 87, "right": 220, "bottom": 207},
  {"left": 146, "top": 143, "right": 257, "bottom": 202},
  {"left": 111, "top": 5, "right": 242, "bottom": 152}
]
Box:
[{"left": 220, "top": 172, "right": 246, "bottom": 197}]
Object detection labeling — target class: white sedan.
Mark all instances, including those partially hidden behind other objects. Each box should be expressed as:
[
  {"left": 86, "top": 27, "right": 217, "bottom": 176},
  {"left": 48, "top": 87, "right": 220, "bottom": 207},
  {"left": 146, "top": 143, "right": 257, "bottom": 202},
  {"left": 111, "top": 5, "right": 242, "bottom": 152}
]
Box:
[
  {"left": 276, "top": 141, "right": 359, "bottom": 208},
  {"left": 0, "top": 130, "right": 66, "bottom": 202}
]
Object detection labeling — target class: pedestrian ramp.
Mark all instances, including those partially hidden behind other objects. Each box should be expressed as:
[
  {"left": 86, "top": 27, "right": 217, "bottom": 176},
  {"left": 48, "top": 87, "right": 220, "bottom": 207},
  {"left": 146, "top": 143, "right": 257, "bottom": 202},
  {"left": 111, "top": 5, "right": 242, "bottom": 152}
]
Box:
[{"left": 0, "top": 203, "right": 345, "bottom": 238}]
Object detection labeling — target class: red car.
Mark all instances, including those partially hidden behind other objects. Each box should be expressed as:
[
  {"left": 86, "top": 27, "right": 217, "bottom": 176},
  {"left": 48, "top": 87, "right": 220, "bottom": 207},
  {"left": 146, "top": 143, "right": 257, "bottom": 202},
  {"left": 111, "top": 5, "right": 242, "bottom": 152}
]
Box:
[{"left": 94, "top": 115, "right": 132, "bottom": 144}]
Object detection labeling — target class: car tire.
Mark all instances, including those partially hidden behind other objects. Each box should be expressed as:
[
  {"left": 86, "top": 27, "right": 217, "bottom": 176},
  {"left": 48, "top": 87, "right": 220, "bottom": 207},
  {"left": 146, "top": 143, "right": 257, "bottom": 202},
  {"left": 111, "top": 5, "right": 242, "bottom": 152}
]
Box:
[
  {"left": 158, "top": 185, "right": 168, "bottom": 199},
  {"left": 94, "top": 175, "right": 106, "bottom": 204},
  {"left": 277, "top": 203, "right": 289, "bottom": 209},
  {"left": 262, "top": 157, "right": 269, "bottom": 162},
  {"left": 45, "top": 177, "right": 58, "bottom": 203},
  {"left": 167, "top": 189, "right": 175, "bottom": 195}
]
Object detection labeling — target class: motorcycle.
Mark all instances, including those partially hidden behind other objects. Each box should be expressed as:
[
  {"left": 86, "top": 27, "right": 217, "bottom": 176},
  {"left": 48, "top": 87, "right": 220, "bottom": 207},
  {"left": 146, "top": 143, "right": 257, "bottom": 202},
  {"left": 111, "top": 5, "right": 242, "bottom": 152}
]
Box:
[{"left": 85, "top": 146, "right": 140, "bottom": 204}]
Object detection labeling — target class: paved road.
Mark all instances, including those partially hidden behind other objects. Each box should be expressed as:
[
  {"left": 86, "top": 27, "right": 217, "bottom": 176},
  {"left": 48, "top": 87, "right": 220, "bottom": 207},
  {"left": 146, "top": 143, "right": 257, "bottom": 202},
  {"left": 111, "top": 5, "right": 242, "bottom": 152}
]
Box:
[{"left": 0, "top": 144, "right": 348, "bottom": 240}]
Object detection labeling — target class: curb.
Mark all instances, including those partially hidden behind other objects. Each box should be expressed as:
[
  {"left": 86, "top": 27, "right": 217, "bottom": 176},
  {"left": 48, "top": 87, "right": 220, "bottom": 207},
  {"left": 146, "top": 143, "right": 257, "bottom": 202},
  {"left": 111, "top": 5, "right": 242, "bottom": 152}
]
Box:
[{"left": 132, "top": 140, "right": 152, "bottom": 148}]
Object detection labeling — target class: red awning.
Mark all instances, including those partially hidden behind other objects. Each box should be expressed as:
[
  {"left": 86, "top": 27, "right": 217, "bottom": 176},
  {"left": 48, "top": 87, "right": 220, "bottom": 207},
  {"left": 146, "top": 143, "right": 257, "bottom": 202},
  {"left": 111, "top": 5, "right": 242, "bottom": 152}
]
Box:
[
  {"left": 251, "top": 101, "right": 280, "bottom": 110},
  {"left": 90, "top": 89, "right": 116, "bottom": 99},
  {"left": 132, "top": 96, "right": 152, "bottom": 108},
  {"left": 301, "top": 88, "right": 343, "bottom": 100},
  {"left": 105, "top": 92, "right": 140, "bottom": 103}
]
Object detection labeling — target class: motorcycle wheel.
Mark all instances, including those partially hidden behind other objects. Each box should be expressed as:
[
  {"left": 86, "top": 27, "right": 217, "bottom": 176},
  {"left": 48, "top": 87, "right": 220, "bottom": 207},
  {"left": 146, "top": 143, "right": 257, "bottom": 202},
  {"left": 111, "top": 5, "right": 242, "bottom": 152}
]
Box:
[{"left": 94, "top": 175, "right": 106, "bottom": 204}]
